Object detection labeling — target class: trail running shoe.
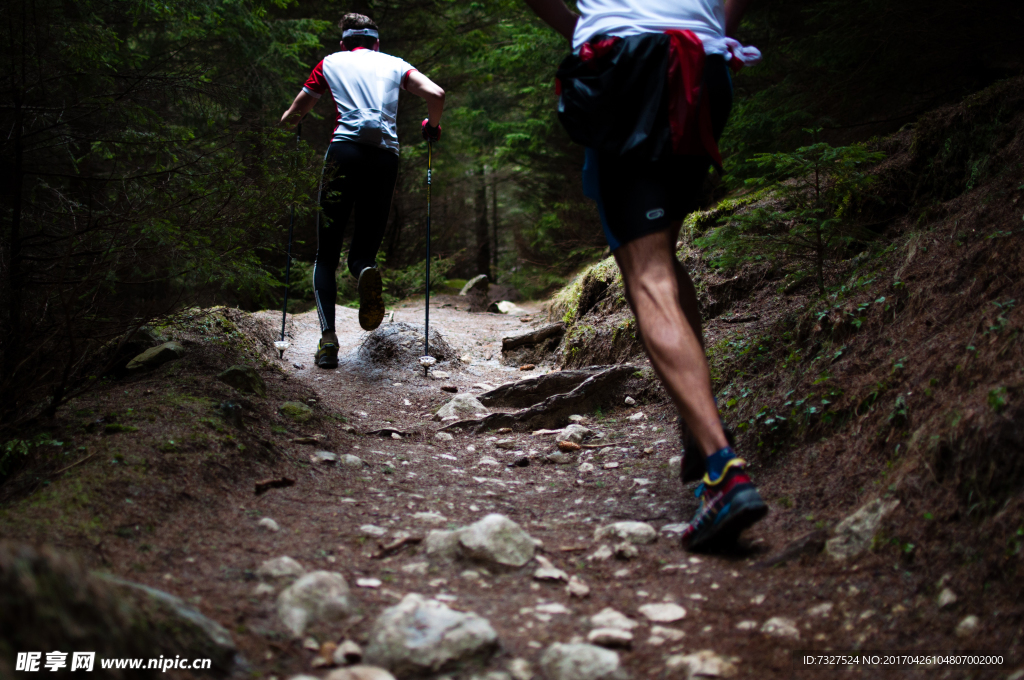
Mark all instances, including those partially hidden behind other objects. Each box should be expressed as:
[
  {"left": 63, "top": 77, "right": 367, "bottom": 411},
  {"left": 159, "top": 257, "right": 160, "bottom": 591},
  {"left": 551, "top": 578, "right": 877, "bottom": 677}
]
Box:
[
  {"left": 358, "top": 266, "right": 385, "bottom": 331},
  {"left": 680, "top": 424, "right": 737, "bottom": 483},
  {"left": 680, "top": 458, "right": 768, "bottom": 552},
  {"left": 315, "top": 340, "right": 339, "bottom": 369}
]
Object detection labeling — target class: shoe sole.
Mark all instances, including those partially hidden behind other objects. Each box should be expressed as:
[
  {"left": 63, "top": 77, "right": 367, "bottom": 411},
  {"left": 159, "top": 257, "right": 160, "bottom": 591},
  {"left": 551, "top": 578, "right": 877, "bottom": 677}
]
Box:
[
  {"left": 316, "top": 354, "right": 339, "bottom": 369},
  {"left": 358, "top": 268, "right": 385, "bottom": 331},
  {"left": 686, "top": 489, "right": 768, "bottom": 552}
]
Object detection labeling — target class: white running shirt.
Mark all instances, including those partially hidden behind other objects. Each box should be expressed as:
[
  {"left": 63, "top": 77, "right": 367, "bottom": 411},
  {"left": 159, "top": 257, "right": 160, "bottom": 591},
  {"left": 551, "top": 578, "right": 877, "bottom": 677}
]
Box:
[
  {"left": 303, "top": 49, "right": 416, "bottom": 153},
  {"left": 573, "top": 0, "right": 728, "bottom": 53}
]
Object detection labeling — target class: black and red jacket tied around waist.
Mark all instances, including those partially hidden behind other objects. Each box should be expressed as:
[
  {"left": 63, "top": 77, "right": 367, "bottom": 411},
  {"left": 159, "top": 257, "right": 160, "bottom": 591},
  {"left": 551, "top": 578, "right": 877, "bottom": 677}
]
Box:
[{"left": 556, "top": 30, "right": 724, "bottom": 169}]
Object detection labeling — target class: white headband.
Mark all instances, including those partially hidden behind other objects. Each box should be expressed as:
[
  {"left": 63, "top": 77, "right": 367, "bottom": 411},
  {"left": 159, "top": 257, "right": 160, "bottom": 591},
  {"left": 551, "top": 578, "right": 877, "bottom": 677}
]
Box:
[{"left": 342, "top": 28, "right": 378, "bottom": 39}]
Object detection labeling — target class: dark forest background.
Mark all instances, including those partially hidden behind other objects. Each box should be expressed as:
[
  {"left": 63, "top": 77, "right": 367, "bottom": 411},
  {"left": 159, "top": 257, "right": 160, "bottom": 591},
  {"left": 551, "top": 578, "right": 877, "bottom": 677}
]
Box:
[{"left": 2, "top": 0, "right": 1023, "bottom": 426}]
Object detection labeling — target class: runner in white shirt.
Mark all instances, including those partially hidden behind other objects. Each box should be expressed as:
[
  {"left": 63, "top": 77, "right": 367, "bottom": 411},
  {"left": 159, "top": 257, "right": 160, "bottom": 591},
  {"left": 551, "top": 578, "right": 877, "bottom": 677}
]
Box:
[
  {"left": 280, "top": 13, "right": 445, "bottom": 368},
  {"left": 524, "top": 0, "right": 767, "bottom": 553}
]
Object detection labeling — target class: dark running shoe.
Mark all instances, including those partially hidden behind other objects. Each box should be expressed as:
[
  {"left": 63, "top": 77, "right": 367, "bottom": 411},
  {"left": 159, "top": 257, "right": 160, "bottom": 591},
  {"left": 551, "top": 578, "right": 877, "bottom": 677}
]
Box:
[
  {"left": 680, "top": 424, "right": 736, "bottom": 483},
  {"left": 358, "top": 266, "right": 385, "bottom": 331},
  {"left": 315, "top": 340, "right": 339, "bottom": 369},
  {"left": 680, "top": 458, "right": 767, "bottom": 552}
]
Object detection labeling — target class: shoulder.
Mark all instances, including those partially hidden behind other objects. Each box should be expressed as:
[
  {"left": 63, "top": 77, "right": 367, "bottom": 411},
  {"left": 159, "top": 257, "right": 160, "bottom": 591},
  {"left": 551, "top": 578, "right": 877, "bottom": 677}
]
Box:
[{"left": 377, "top": 51, "right": 415, "bottom": 70}]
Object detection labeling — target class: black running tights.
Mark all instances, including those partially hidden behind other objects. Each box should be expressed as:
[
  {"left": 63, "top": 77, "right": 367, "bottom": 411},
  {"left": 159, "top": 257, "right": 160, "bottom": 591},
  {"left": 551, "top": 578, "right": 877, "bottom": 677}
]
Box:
[{"left": 313, "top": 141, "right": 399, "bottom": 333}]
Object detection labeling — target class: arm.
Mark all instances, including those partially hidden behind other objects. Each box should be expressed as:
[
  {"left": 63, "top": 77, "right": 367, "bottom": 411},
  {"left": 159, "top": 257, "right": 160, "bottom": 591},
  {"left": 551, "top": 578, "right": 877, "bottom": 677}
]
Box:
[
  {"left": 279, "top": 90, "right": 317, "bottom": 129},
  {"left": 405, "top": 71, "right": 445, "bottom": 127},
  {"left": 724, "top": 0, "right": 754, "bottom": 37},
  {"left": 522, "top": 0, "right": 579, "bottom": 41}
]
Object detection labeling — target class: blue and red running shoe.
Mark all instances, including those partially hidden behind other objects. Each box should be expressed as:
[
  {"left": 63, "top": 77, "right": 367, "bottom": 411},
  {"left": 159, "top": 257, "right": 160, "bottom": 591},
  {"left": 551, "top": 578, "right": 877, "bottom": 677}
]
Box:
[{"left": 680, "top": 457, "right": 767, "bottom": 552}]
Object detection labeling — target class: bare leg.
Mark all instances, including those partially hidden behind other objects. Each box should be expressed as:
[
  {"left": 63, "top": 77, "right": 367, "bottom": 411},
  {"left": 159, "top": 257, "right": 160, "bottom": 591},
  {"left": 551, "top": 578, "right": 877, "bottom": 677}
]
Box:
[{"left": 614, "top": 225, "right": 726, "bottom": 458}]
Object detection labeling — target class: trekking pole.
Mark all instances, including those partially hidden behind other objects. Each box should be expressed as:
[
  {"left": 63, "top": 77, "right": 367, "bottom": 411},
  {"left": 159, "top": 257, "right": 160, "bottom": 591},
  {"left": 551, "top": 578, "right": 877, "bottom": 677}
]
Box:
[
  {"left": 275, "top": 122, "right": 301, "bottom": 359},
  {"left": 421, "top": 140, "right": 433, "bottom": 377}
]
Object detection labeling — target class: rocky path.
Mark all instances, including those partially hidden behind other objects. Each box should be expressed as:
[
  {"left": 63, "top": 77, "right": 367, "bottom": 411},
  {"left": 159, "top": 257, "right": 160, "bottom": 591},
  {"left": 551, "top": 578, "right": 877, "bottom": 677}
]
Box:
[{"left": 191, "top": 295, "right": 993, "bottom": 680}]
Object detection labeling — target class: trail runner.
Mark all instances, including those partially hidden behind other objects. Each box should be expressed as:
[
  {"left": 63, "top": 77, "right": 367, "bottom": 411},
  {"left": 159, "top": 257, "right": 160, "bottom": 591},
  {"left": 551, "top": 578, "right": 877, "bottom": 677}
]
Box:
[
  {"left": 523, "top": 0, "right": 767, "bottom": 551},
  {"left": 280, "top": 13, "right": 445, "bottom": 368}
]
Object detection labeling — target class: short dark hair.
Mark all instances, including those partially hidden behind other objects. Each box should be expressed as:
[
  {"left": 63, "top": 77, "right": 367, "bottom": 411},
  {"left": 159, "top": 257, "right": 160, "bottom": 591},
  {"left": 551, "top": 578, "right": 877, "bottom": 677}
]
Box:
[{"left": 339, "top": 13, "right": 378, "bottom": 50}]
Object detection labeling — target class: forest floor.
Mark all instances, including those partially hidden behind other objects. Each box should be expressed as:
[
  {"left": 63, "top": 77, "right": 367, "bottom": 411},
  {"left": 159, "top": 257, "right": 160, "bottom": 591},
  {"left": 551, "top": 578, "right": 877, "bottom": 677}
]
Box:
[{"left": 2, "top": 291, "right": 1016, "bottom": 680}]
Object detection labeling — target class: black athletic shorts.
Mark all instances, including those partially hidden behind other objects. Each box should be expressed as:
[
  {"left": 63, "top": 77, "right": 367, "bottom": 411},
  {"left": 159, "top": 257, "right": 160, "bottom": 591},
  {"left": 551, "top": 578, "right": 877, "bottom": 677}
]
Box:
[{"left": 581, "top": 54, "right": 733, "bottom": 250}]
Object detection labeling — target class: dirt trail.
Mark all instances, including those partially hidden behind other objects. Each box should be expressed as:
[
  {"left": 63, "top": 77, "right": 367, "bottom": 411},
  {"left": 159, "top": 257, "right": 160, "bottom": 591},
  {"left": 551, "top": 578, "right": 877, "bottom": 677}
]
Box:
[
  {"left": 231, "top": 298, "right": 986, "bottom": 680},
  {"left": 2, "top": 296, "right": 1006, "bottom": 680}
]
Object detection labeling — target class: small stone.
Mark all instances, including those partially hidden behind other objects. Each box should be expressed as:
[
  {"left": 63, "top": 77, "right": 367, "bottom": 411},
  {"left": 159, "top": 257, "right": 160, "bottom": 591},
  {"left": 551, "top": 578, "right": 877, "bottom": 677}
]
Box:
[
  {"left": 313, "top": 451, "right": 338, "bottom": 464},
  {"left": 508, "top": 658, "right": 533, "bottom": 680},
  {"left": 461, "top": 355, "right": 473, "bottom": 364},
  {"left": 277, "top": 571, "right": 354, "bottom": 637},
  {"left": 825, "top": 498, "right": 900, "bottom": 560},
  {"left": 578, "top": 462, "right": 595, "bottom": 473},
  {"left": 638, "top": 603, "right": 686, "bottom": 623},
  {"left": 667, "top": 456, "right": 682, "bottom": 482},
  {"left": 613, "top": 542, "right": 638, "bottom": 560},
  {"left": 357, "top": 578, "right": 382, "bottom": 589},
  {"left": 252, "top": 583, "right": 276, "bottom": 597},
  {"left": 955, "top": 615, "right": 980, "bottom": 638},
  {"left": 602, "top": 462, "right": 619, "bottom": 469},
  {"left": 536, "top": 602, "right": 570, "bottom": 615},
  {"left": 557, "top": 424, "right": 593, "bottom": 444},
  {"left": 750, "top": 594, "right": 766, "bottom": 605},
  {"left": 391, "top": 433, "right": 403, "bottom": 440},
  {"left": 473, "top": 383, "right": 496, "bottom": 391},
  {"left": 539, "top": 643, "right": 626, "bottom": 680},
  {"left": 280, "top": 401, "right": 314, "bottom": 423},
  {"left": 333, "top": 640, "right": 364, "bottom": 666},
  {"left": 340, "top": 454, "right": 366, "bottom": 468},
  {"left": 545, "top": 452, "right": 577, "bottom": 465},
  {"left": 533, "top": 555, "right": 569, "bottom": 582},
  {"left": 304, "top": 636, "right": 321, "bottom": 650},
  {"left": 435, "top": 432, "right": 454, "bottom": 442},
  {"left": 458, "top": 514, "right": 537, "bottom": 568},
  {"left": 431, "top": 370, "right": 451, "bottom": 380},
  {"left": 217, "top": 364, "right": 268, "bottom": 397},
  {"left": 412, "top": 511, "right": 448, "bottom": 524},
  {"left": 586, "top": 545, "right": 614, "bottom": 562},
  {"left": 436, "top": 394, "right": 488, "bottom": 420},
  {"left": 624, "top": 397, "right": 636, "bottom": 406},
  {"left": 587, "top": 628, "right": 633, "bottom": 649},
  {"left": 665, "top": 650, "right": 737, "bottom": 678},
  {"left": 477, "top": 456, "right": 499, "bottom": 466},
  {"left": 807, "top": 602, "right": 834, "bottom": 618},
  {"left": 595, "top": 521, "right": 657, "bottom": 545},
  {"left": 760, "top": 616, "right": 800, "bottom": 640},
  {"left": 496, "top": 438, "right": 516, "bottom": 449},
  {"left": 937, "top": 588, "right": 958, "bottom": 609},
  {"left": 568, "top": 415, "right": 585, "bottom": 423},
  {"left": 257, "top": 556, "right": 306, "bottom": 582},
  {"left": 627, "top": 412, "right": 645, "bottom": 422},
  {"left": 590, "top": 607, "right": 638, "bottom": 631},
  {"left": 360, "top": 525, "right": 387, "bottom": 537},
  {"left": 258, "top": 517, "right": 281, "bottom": 532},
  {"left": 401, "top": 562, "right": 429, "bottom": 575},
  {"left": 735, "top": 620, "right": 758, "bottom": 631},
  {"left": 363, "top": 594, "right": 498, "bottom": 676},
  {"left": 650, "top": 626, "right": 685, "bottom": 641},
  {"left": 567, "top": 575, "right": 590, "bottom": 598},
  {"left": 324, "top": 667, "right": 397, "bottom": 680}
]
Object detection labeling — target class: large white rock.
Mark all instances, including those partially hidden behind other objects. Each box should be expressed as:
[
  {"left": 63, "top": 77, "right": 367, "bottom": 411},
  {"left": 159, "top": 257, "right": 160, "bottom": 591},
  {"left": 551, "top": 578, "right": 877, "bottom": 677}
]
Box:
[
  {"left": 276, "top": 571, "right": 353, "bottom": 637},
  {"left": 825, "top": 498, "right": 900, "bottom": 560},
  {"left": 364, "top": 594, "right": 498, "bottom": 676},
  {"left": 257, "top": 556, "right": 306, "bottom": 582},
  {"left": 557, "top": 424, "right": 593, "bottom": 443},
  {"left": 424, "top": 529, "right": 462, "bottom": 562},
  {"left": 436, "top": 394, "right": 489, "bottom": 420},
  {"left": 539, "top": 643, "right": 628, "bottom": 680},
  {"left": 458, "top": 514, "right": 536, "bottom": 568},
  {"left": 594, "top": 522, "right": 657, "bottom": 545}
]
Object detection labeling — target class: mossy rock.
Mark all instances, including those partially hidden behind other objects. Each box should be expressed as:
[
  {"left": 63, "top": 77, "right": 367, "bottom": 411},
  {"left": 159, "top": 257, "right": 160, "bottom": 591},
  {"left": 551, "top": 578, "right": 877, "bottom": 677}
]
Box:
[
  {"left": 0, "top": 542, "right": 238, "bottom": 678},
  {"left": 126, "top": 342, "right": 185, "bottom": 371},
  {"left": 280, "top": 401, "right": 313, "bottom": 423},
  {"left": 217, "top": 365, "right": 266, "bottom": 397}
]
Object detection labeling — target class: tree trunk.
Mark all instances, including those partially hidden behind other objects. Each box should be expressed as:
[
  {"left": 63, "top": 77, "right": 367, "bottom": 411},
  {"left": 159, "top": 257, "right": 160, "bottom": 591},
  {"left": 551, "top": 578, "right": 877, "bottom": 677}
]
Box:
[
  {"left": 474, "top": 164, "right": 491, "bottom": 279},
  {"left": 490, "top": 171, "right": 499, "bottom": 277}
]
